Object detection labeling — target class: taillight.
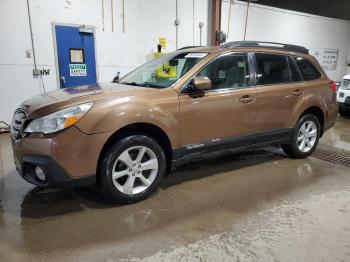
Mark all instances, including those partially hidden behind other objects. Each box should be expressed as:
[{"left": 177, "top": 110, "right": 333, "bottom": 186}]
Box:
[{"left": 328, "top": 81, "right": 337, "bottom": 92}]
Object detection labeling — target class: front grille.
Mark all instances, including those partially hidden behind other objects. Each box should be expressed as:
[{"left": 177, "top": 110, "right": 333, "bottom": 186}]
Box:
[
  {"left": 339, "top": 92, "right": 344, "bottom": 98},
  {"left": 11, "top": 108, "right": 26, "bottom": 140}
]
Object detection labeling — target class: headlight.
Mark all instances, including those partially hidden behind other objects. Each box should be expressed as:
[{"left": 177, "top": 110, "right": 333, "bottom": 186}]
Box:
[
  {"left": 25, "top": 102, "right": 93, "bottom": 134},
  {"left": 342, "top": 80, "right": 350, "bottom": 90}
]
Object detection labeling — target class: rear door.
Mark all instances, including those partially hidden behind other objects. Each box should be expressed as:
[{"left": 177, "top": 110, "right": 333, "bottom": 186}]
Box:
[{"left": 254, "top": 53, "right": 304, "bottom": 142}]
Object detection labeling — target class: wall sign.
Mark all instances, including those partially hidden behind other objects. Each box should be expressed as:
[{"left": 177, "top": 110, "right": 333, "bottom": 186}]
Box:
[
  {"left": 40, "top": 69, "right": 50, "bottom": 75},
  {"left": 32, "top": 69, "right": 50, "bottom": 76},
  {"left": 69, "top": 64, "right": 87, "bottom": 76},
  {"left": 322, "top": 48, "right": 338, "bottom": 71}
]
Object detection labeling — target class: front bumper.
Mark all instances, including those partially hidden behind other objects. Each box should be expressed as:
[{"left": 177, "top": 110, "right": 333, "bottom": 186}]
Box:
[
  {"left": 14, "top": 153, "right": 95, "bottom": 187},
  {"left": 338, "top": 95, "right": 350, "bottom": 112},
  {"left": 11, "top": 126, "right": 111, "bottom": 188},
  {"left": 337, "top": 89, "right": 350, "bottom": 105},
  {"left": 338, "top": 99, "right": 350, "bottom": 107}
]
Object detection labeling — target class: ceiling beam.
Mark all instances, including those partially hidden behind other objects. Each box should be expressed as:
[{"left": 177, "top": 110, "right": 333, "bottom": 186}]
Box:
[{"left": 239, "top": 0, "right": 350, "bottom": 21}]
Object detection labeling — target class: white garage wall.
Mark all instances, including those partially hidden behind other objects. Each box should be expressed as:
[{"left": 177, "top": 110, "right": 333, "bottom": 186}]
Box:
[
  {"left": 2, "top": 0, "right": 350, "bottom": 124},
  {"left": 0, "top": 0, "right": 209, "bottom": 124},
  {"left": 221, "top": 0, "right": 350, "bottom": 82}
]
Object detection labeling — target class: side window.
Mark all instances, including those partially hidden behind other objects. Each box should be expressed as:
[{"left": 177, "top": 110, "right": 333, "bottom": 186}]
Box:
[
  {"left": 294, "top": 57, "right": 322, "bottom": 81},
  {"left": 255, "top": 53, "right": 290, "bottom": 85},
  {"left": 197, "top": 54, "right": 250, "bottom": 90},
  {"left": 288, "top": 56, "right": 302, "bottom": 82}
]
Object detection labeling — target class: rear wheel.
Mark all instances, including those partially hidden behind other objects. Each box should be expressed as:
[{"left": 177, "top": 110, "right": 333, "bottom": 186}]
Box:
[
  {"left": 99, "top": 135, "right": 166, "bottom": 204},
  {"left": 282, "top": 114, "right": 320, "bottom": 159}
]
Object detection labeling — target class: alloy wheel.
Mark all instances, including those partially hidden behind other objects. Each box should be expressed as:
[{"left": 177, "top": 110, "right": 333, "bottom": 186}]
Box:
[
  {"left": 297, "top": 120, "right": 317, "bottom": 153},
  {"left": 111, "top": 146, "right": 158, "bottom": 195}
]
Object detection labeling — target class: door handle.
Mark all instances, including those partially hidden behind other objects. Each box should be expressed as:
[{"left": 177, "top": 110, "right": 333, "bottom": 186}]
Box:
[
  {"left": 239, "top": 95, "right": 255, "bottom": 103},
  {"left": 293, "top": 89, "right": 304, "bottom": 96}
]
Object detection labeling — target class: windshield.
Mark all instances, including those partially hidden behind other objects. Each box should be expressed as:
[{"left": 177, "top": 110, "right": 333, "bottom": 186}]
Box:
[{"left": 119, "top": 52, "right": 208, "bottom": 88}]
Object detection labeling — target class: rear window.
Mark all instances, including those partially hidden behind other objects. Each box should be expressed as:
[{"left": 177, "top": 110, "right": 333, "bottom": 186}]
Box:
[
  {"left": 294, "top": 57, "right": 322, "bottom": 81},
  {"left": 255, "top": 53, "right": 290, "bottom": 85}
]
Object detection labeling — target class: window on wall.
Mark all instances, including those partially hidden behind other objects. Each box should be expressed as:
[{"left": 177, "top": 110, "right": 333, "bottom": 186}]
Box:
[
  {"left": 197, "top": 54, "right": 250, "bottom": 90},
  {"left": 288, "top": 56, "right": 302, "bottom": 82},
  {"left": 294, "top": 57, "right": 322, "bottom": 81},
  {"left": 255, "top": 53, "right": 290, "bottom": 85}
]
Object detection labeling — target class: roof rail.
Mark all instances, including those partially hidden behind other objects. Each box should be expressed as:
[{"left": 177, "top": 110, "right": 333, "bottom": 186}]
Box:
[
  {"left": 177, "top": 46, "right": 203, "bottom": 50},
  {"left": 223, "top": 41, "right": 309, "bottom": 54}
]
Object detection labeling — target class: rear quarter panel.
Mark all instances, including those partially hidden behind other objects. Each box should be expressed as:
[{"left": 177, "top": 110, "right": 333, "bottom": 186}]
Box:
[{"left": 289, "top": 77, "right": 337, "bottom": 130}]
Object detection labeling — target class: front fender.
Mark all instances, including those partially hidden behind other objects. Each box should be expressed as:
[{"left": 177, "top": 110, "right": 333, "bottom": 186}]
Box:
[{"left": 76, "top": 90, "right": 180, "bottom": 148}]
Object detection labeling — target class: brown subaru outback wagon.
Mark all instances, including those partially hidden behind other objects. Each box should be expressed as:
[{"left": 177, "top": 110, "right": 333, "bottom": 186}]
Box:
[{"left": 11, "top": 41, "right": 338, "bottom": 203}]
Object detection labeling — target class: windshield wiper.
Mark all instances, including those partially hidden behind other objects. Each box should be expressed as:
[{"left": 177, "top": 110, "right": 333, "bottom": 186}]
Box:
[
  {"left": 120, "top": 82, "right": 142, "bottom": 86},
  {"left": 143, "top": 82, "right": 163, "bottom": 88},
  {"left": 120, "top": 82, "right": 162, "bottom": 88}
]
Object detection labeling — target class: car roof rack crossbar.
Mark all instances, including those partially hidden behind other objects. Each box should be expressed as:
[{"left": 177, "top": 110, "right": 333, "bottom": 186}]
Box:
[{"left": 223, "top": 41, "right": 309, "bottom": 54}]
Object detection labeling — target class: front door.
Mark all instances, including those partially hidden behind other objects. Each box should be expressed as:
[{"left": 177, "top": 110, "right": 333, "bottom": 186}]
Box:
[
  {"left": 179, "top": 53, "right": 257, "bottom": 156},
  {"left": 55, "top": 25, "right": 97, "bottom": 88}
]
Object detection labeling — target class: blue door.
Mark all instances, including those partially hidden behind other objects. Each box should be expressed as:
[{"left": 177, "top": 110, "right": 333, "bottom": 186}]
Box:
[{"left": 55, "top": 25, "right": 97, "bottom": 88}]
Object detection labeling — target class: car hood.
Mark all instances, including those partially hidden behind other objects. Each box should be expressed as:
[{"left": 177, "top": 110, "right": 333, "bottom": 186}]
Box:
[
  {"left": 343, "top": 74, "right": 350, "bottom": 81},
  {"left": 21, "top": 83, "right": 167, "bottom": 118}
]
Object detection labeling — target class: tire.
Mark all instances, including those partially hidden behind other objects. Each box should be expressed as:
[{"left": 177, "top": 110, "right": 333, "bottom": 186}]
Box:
[
  {"left": 338, "top": 104, "right": 349, "bottom": 117},
  {"left": 339, "top": 111, "right": 348, "bottom": 117},
  {"left": 282, "top": 114, "right": 320, "bottom": 159},
  {"left": 99, "top": 135, "right": 166, "bottom": 204}
]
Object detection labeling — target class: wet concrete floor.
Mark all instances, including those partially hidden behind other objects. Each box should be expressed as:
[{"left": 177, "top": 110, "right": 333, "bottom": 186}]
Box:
[{"left": 1, "top": 116, "right": 350, "bottom": 261}]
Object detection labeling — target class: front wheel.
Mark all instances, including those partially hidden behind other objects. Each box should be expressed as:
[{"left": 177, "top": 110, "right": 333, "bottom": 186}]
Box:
[
  {"left": 282, "top": 114, "right": 320, "bottom": 159},
  {"left": 99, "top": 135, "right": 166, "bottom": 204}
]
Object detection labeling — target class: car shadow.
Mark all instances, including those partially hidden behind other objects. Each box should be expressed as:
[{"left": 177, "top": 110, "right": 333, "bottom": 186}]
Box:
[
  {"left": 160, "top": 148, "right": 285, "bottom": 189},
  {"left": 339, "top": 114, "right": 350, "bottom": 120}
]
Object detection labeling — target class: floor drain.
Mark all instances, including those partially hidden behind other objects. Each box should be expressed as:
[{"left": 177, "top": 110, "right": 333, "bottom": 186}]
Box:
[{"left": 311, "top": 149, "right": 350, "bottom": 167}]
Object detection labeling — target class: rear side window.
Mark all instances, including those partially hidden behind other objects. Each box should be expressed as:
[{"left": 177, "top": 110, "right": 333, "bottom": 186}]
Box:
[
  {"left": 288, "top": 56, "right": 302, "bottom": 82},
  {"left": 294, "top": 57, "right": 322, "bottom": 81},
  {"left": 255, "top": 54, "right": 290, "bottom": 85}
]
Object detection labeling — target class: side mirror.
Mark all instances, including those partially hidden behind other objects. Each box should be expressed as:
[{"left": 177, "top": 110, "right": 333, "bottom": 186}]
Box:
[{"left": 193, "top": 76, "right": 212, "bottom": 91}]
